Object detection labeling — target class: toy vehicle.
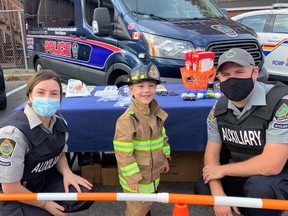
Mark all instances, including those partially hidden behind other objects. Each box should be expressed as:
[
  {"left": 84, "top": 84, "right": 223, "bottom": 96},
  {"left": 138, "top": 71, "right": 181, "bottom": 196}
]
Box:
[
  {"left": 232, "top": 4, "right": 288, "bottom": 80},
  {"left": 24, "top": 0, "right": 268, "bottom": 85}
]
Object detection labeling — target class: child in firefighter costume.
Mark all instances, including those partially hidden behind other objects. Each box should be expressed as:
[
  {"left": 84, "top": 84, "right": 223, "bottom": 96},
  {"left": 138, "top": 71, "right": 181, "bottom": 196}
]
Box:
[
  {"left": 0, "top": 70, "right": 93, "bottom": 216},
  {"left": 114, "top": 63, "right": 170, "bottom": 216}
]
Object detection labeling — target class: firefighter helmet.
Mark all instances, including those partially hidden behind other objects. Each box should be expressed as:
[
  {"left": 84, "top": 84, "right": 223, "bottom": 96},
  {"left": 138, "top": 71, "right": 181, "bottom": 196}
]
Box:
[{"left": 116, "top": 62, "right": 161, "bottom": 88}]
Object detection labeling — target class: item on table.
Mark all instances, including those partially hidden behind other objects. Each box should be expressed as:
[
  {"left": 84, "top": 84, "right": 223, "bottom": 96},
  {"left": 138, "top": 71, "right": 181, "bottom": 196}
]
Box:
[
  {"left": 65, "top": 79, "right": 91, "bottom": 97},
  {"left": 207, "top": 81, "right": 214, "bottom": 93}
]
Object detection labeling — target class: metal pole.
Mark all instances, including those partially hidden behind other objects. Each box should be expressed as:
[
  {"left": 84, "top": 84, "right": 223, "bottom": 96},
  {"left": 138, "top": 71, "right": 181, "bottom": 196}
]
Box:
[
  {"left": 0, "top": 192, "right": 288, "bottom": 211},
  {"left": 18, "top": 10, "right": 28, "bottom": 71}
]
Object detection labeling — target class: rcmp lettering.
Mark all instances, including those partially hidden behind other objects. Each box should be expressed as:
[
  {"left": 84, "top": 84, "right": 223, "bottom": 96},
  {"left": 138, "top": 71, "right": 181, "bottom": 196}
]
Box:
[
  {"left": 31, "top": 155, "right": 59, "bottom": 173},
  {"left": 221, "top": 128, "right": 261, "bottom": 146},
  {"left": 273, "top": 123, "right": 288, "bottom": 129}
]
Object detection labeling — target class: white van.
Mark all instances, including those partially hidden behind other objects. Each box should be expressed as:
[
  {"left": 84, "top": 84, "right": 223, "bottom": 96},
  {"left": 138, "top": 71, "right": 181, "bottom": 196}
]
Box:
[{"left": 232, "top": 4, "right": 288, "bottom": 80}]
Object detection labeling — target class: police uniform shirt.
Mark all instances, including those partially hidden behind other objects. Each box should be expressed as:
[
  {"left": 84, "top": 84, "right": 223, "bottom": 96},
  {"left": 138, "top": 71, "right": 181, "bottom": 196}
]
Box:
[
  {"left": 207, "top": 82, "right": 288, "bottom": 145},
  {"left": 0, "top": 104, "right": 68, "bottom": 183}
]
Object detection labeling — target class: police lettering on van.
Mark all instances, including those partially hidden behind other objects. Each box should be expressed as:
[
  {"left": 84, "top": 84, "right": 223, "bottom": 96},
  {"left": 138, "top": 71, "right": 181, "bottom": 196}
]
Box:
[{"left": 24, "top": 0, "right": 268, "bottom": 85}]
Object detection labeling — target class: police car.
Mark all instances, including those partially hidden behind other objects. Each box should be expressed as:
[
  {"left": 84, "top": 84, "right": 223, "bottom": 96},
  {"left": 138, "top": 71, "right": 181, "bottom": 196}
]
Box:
[
  {"left": 232, "top": 4, "right": 288, "bottom": 80},
  {"left": 0, "top": 66, "right": 7, "bottom": 110}
]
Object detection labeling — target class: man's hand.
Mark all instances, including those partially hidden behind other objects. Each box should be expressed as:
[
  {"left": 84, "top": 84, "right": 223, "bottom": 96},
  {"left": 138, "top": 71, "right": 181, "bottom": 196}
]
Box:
[{"left": 202, "top": 165, "right": 225, "bottom": 184}]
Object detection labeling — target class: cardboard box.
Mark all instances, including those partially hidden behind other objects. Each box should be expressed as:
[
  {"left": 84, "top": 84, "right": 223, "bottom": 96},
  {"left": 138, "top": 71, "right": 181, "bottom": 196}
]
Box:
[
  {"left": 161, "top": 151, "right": 204, "bottom": 182},
  {"left": 192, "top": 51, "right": 215, "bottom": 72},
  {"left": 101, "top": 165, "right": 120, "bottom": 186},
  {"left": 81, "top": 164, "right": 102, "bottom": 184},
  {"left": 101, "top": 152, "right": 120, "bottom": 186}
]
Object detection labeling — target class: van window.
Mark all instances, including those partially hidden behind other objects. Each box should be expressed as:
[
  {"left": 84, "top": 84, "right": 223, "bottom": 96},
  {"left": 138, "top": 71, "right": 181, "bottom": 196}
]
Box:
[
  {"left": 239, "top": 15, "right": 269, "bottom": 32},
  {"left": 123, "top": 0, "right": 223, "bottom": 19},
  {"left": 85, "top": 0, "right": 114, "bottom": 26},
  {"left": 38, "top": 0, "right": 75, "bottom": 27},
  {"left": 273, "top": 14, "right": 288, "bottom": 33}
]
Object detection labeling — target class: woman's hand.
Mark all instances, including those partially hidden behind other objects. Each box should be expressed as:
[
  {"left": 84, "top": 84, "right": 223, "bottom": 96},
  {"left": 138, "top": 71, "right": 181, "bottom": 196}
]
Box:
[
  {"left": 213, "top": 204, "right": 241, "bottom": 216},
  {"left": 63, "top": 171, "right": 93, "bottom": 193},
  {"left": 43, "top": 200, "right": 67, "bottom": 216}
]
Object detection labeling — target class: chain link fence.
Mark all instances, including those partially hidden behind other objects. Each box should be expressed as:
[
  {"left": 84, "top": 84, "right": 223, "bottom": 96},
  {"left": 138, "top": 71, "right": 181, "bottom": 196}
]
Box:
[{"left": 0, "top": 9, "right": 27, "bottom": 69}]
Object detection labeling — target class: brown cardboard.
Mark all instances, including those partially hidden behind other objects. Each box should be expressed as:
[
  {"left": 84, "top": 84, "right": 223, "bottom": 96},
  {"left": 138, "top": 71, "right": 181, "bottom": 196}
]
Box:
[
  {"left": 161, "top": 151, "right": 204, "bottom": 182},
  {"left": 101, "top": 152, "right": 120, "bottom": 186},
  {"left": 80, "top": 164, "right": 102, "bottom": 184},
  {"left": 101, "top": 165, "right": 120, "bottom": 186}
]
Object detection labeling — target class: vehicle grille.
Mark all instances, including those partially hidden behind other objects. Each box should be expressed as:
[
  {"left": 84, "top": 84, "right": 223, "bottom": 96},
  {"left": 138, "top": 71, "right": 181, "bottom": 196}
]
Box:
[{"left": 207, "top": 40, "right": 264, "bottom": 68}]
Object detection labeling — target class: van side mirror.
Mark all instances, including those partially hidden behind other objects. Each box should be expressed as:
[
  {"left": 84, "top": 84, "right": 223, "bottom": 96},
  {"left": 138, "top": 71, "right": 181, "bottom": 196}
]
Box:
[{"left": 93, "top": 7, "right": 113, "bottom": 36}]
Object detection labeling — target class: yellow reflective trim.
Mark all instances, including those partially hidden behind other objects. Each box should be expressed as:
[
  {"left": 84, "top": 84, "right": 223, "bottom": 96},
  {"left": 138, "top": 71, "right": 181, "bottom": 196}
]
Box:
[
  {"left": 120, "top": 162, "right": 140, "bottom": 177},
  {"left": 119, "top": 176, "right": 160, "bottom": 193},
  {"left": 113, "top": 140, "right": 134, "bottom": 152},
  {"left": 133, "top": 137, "right": 164, "bottom": 151}
]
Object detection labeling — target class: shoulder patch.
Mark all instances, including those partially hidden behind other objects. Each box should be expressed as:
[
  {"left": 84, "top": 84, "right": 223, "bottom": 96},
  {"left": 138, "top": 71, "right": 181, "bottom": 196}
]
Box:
[
  {"left": 0, "top": 138, "right": 16, "bottom": 159},
  {"left": 275, "top": 102, "right": 288, "bottom": 121}
]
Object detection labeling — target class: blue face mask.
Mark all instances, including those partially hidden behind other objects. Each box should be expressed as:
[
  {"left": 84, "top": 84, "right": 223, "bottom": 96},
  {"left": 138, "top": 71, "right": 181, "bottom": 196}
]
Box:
[{"left": 32, "top": 97, "right": 60, "bottom": 117}]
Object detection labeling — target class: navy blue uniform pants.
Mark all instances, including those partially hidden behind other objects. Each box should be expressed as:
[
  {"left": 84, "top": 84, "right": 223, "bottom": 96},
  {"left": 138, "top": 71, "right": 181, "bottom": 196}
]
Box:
[
  {"left": 194, "top": 169, "right": 288, "bottom": 216},
  {"left": 0, "top": 171, "right": 94, "bottom": 216}
]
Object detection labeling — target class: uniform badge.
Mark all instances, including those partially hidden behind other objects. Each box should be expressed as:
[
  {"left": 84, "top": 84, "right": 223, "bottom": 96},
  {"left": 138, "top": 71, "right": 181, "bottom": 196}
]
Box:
[
  {"left": 275, "top": 102, "right": 288, "bottom": 121},
  {"left": 148, "top": 64, "right": 160, "bottom": 79},
  {"left": 0, "top": 138, "right": 16, "bottom": 159},
  {"left": 211, "top": 25, "right": 238, "bottom": 37}
]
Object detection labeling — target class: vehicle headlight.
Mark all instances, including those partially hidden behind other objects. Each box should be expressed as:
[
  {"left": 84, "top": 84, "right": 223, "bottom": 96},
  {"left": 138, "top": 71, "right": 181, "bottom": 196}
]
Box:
[{"left": 142, "top": 32, "right": 194, "bottom": 60}]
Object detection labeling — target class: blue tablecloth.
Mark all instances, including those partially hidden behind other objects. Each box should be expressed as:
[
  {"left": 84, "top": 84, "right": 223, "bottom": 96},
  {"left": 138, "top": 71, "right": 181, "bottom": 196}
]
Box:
[{"left": 60, "top": 84, "right": 217, "bottom": 152}]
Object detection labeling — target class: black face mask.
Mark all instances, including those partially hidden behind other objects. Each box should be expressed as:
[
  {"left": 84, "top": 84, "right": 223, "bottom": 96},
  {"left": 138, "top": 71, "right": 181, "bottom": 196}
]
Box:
[{"left": 220, "top": 71, "right": 254, "bottom": 102}]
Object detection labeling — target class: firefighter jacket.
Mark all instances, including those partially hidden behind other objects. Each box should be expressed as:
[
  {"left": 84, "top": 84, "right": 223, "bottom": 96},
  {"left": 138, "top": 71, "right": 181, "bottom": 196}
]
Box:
[
  {"left": 215, "top": 81, "right": 288, "bottom": 163},
  {"left": 113, "top": 97, "right": 170, "bottom": 193}
]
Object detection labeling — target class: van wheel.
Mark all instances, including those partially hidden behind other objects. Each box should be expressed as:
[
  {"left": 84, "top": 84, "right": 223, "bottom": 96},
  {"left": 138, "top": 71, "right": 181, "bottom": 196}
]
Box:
[
  {"left": 115, "top": 74, "right": 128, "bottom": 86},
  {"left": 0, "top": 96, "right": 7, "bottom": 110},
  {"left": 35, "top": 59, "right": 44, "bottom": 72}
]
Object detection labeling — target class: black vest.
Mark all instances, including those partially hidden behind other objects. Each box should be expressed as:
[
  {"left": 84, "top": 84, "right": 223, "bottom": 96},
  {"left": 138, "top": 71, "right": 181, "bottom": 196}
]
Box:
[
  {"left": 215, "top": 82, "right": 288, "bottom": 162},
  {"left": 0, "top": 110, "right": 69, "bottom": 190}
]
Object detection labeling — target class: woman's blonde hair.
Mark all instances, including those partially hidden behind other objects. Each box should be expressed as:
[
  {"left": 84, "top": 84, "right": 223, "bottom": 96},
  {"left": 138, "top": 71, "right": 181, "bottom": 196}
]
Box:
[{"left": 26, "top": 69, "right": 63, "bottom": 100}]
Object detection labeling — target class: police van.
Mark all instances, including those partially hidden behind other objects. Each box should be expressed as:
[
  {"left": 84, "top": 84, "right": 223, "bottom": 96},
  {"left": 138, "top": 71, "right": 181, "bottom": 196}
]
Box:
[{"left": 24, "top": 0, "right": 268, "bottom": 85}]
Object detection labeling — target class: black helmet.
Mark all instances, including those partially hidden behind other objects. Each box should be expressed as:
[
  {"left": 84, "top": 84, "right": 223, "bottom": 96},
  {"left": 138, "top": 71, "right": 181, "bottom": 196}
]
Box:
[{"left": 117, "top": 62, "right": 161, "bottom": 88}]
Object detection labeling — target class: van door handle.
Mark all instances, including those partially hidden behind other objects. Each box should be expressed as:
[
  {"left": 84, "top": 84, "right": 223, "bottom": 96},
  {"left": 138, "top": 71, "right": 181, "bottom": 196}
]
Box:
[
  {"left": 70, "top": 34, "right": 76, "bottom": 38},
  {"left": 80, "top": 36, "right": 87, "bottom": 40},
  {"left": 267, "top": 37, "right": 281, "bottom": 43}
]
